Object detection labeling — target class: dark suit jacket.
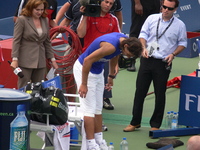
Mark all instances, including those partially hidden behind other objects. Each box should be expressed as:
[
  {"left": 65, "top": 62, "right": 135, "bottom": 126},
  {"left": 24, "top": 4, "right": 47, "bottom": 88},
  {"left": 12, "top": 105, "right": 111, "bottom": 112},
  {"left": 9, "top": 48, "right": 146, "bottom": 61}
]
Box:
[{"left": 12, "top": 16, "right": 54, "bottom": 68}]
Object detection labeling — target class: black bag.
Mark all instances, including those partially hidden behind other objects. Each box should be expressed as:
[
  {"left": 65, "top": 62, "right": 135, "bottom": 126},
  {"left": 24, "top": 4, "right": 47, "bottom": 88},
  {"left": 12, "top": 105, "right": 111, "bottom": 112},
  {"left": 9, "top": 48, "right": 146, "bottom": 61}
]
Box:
[
  {"left": 118, "top": 54, "right": 133, "bottom": 68},
  {"left": 25, "top": 82, "right": 43, "bottom": 113},
  {"left": 40, "top": 86, "right": 68, "bottom": 125},
  {"left": 146, "top": 138, "right": 184, "bottom": 149},
  {"left": 25, "top": 83, "right": 68, "bottom": 125}
]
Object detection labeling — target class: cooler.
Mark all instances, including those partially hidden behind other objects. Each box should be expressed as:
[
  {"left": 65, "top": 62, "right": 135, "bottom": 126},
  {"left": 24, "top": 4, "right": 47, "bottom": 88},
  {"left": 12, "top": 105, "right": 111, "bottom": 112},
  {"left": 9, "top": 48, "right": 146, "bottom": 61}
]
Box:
[
  {"left": 0, "top": 88, "right": 31, "bottom": 150},
  {"left": 69, "top": 122, "right": 79, "bottom": 144}
]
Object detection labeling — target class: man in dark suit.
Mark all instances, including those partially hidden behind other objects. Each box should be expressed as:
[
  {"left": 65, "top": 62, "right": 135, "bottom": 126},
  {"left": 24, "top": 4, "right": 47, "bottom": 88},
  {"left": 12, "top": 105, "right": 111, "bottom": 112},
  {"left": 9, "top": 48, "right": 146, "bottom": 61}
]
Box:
[{"left": 127, "top": 0, "right": 161, "bottom": 72}]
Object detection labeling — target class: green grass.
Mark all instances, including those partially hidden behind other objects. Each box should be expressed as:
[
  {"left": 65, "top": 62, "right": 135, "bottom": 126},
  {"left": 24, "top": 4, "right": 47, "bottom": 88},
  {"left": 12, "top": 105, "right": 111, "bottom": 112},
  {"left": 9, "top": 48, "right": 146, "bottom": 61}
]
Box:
[{"left": 30, "top": 56, "right": 199, "bottom": 149}]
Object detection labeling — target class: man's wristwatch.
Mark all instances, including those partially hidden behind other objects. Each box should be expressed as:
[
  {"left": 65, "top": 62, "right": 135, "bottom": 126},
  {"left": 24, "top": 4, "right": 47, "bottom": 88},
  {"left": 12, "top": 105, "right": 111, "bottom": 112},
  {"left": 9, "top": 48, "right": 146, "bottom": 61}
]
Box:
[{"left": 172, "top": 52, "right": 176, "bottom": 56}]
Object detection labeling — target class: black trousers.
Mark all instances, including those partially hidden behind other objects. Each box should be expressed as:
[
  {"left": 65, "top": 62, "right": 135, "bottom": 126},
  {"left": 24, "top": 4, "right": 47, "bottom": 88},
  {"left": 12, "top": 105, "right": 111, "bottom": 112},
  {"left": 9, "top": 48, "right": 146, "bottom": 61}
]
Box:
[
  {"left": 130, "top": 57, "right": 171, "bottom": 128},
  {"left": 129, "top": 0, "right": 161, "bottom": 38}
]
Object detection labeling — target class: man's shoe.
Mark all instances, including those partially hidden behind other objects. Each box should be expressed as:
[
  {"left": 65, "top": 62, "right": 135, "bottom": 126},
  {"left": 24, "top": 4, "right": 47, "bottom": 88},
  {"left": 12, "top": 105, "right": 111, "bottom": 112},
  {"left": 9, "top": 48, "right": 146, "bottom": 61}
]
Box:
[
  {"left": 103, "top": 98, "right": 114, "bottom": 110},
  {"left": 127, "top": 64, "right": 136, "bottom": 72},
  {"left": 102, "top": 124, "right": 108, "bottom": 132},
  {"left": 127, "top": 60, "right": 136, "bottom": 72},
  {"left": 127, "top": 66, "right": 136, "bottom": 72},
  {"left": 123, "top": 124, "right": 141, "bottom": 132},
  {"left": 150, "top": 127, "right": 160, "bottom": 131},
  {"left": 98, "top": 139, "right": 108, "bottom": 150}
]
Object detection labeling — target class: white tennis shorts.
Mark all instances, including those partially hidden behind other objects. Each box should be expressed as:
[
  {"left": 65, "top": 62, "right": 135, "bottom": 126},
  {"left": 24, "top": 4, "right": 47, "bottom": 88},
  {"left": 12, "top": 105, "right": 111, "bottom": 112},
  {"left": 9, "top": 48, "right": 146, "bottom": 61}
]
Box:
[{"left": 73, "top": 60, "right": 104, "bottom": 116}]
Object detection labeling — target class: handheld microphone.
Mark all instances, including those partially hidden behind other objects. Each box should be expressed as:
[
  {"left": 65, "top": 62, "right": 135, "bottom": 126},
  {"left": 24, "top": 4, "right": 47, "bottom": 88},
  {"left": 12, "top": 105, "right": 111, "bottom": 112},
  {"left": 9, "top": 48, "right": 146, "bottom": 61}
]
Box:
[{"left": 8, "top": 61, "right": 24, "bottom": 78}]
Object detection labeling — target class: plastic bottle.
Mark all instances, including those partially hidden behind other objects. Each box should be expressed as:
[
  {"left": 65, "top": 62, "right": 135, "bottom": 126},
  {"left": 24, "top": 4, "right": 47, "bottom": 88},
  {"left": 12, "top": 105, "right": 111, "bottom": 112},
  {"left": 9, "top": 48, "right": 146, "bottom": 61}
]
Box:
[
  {"left": 169, "top": 111, "right": 174, "bottom": 128},
  {"left": 171, "top": 112, "right": 178, "bottom": 129},
  {"left": 169, "top": 111, "right": 174, "bottom": 118},
  {"left": 9, "top": 104, "right": 29, "bottom": 150},
  {"left": 165, "top": 111, "right": 171, "bottom": 129},
  {"left": 108, "top": 142, "right": 114, "bottom": 150},
  {"left": 120, "top": 137, "right": 128, "bottom": 150}
]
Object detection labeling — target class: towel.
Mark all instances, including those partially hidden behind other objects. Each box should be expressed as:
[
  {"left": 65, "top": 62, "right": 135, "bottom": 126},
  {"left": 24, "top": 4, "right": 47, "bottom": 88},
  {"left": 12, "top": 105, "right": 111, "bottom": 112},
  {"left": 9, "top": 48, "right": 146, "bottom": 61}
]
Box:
[
  {"left": 81, "top": 120, "right": 87, "bottom": 150},
  {"left": 53, "top": 122, "right": 70, "bottom": 150},
  {"left": 36, "top": 122, "right": 70, "bottom": 150}
]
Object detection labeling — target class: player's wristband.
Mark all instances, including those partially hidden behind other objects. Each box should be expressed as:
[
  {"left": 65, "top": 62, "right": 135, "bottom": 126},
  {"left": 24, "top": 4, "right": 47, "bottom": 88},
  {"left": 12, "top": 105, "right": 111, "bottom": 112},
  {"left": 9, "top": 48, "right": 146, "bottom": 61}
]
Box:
[{"left": 108, "top": 75, "right": 116, "bottom": 79}]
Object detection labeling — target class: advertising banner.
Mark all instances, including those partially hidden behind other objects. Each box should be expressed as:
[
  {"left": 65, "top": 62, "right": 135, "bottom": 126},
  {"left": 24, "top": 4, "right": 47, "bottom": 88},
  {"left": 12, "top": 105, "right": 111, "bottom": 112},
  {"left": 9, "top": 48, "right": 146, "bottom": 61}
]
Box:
[{"left": 178, "top": 75, "right": 200, "bottom": 127}]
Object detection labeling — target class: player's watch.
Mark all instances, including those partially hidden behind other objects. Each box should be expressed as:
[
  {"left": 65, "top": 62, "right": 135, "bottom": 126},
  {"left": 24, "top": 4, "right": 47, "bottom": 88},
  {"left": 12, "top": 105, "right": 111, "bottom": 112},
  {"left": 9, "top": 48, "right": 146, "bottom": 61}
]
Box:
[{"left": 108, "top": 75, "right": 116, "bottom": 79}]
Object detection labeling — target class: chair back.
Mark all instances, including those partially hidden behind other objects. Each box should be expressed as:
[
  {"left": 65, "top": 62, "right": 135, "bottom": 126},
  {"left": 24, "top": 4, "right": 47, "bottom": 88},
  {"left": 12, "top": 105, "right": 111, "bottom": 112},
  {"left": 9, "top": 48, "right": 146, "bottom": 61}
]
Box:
[{"left": 42, "top": 75, "right": 62, "bottom": 89}]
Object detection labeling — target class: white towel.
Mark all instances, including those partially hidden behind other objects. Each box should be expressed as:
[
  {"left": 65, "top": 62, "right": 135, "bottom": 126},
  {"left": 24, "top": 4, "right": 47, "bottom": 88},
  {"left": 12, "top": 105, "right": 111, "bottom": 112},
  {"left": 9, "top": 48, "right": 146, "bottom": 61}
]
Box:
[
  {"left": 36, "top": 131, "right": 46, "bottom": 141},
  {"left": 36, "top": 122, "right": 70, "bottom": 149},
  {"left": 81, "top": 120, "right": 87, "bottom": 150},
  {"left": 53, "top": 122, "right": 70, "bottom": 150}
]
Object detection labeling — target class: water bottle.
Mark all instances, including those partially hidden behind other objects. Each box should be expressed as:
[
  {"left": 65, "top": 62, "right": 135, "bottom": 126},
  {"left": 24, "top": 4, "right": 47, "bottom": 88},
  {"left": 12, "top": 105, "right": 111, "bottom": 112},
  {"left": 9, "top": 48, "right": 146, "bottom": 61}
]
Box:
[
  {"left": 171, "top": 112, "right": 178, "bottom": 129},
  {"left": 169, "top": 111, "right": 174, "bottom": 128},
  {"left": 165, "top": 111, "right": 171, "bottom": 129},
  {"left": 169, "top": 111, "right": 174, "bottom": 119},
  {"left": 120, "top": 137, "right": 128, "bottom": 150},
  {"left": 108, "top": 142, "right": 114, "bottom": 150},
  {"left": 9, "top": 104, "right": 29, "bottom": 150}
]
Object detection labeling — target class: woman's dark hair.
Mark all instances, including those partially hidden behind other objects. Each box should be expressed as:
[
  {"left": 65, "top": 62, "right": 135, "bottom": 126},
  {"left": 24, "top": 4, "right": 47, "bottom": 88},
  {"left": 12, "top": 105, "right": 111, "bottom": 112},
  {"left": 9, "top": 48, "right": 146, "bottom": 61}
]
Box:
[
  {"left": 120, "top": 37, "right": 143, "bottom": 58},
  {"left": 21, "top": 0, "right": 48, "bottom": 17}
]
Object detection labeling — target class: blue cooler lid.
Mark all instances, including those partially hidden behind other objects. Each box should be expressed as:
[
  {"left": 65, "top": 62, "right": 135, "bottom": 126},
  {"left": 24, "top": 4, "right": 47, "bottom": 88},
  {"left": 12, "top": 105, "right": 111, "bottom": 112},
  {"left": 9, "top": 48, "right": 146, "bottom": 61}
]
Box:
[{"left": 0, "top": 88, "right": 31, "bottom": 101}]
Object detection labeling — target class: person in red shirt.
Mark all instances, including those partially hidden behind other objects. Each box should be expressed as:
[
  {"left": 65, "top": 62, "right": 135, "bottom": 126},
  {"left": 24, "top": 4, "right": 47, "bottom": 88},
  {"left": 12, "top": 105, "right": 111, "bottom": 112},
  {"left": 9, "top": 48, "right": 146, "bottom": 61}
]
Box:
[
  {"left": 77, "top": 0, "right": 121, "bottom": 111},
  {"left": 77, "top": 1, "right": 121, "bottom": 53},
  {"left": 76, "top": 0, "right": 121, "bottom": 149}
]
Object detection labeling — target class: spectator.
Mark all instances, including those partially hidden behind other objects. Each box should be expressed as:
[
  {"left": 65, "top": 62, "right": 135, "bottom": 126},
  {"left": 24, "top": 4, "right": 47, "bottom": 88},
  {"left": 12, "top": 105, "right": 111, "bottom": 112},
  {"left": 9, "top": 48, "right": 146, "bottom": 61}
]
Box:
[
  {"left": 73, "top": 32, "right": 142, "bottom": 150},
  {"left": 10, "top": 0, "right": 58, "bottom": 89},
  {"left": 58, "top": 0, "right": 122, "bottom": 109},
  {"left": 56, "top": 0, "right": 123, "bottom": 29},
  {"left": 187, "top": 136, "right": 200, "bottom": 150},
  {"left": 13, "top": 0, "right": 58, "bottom": 28},
  {"left": 54, "top": 0, "right": 72, "bottom": 25},
  {"left": 103, "top": 0, "right": 123, "bottom": 110},
  {"left": 127, "top": 0, "right": 161, "bottom": 72},
  {"left": 123, "top": 0, "right": 187, "bottom": 132},
  {"left": 55, "top": 0, "right": 82, "bottom": 102},
  {"left": 77, "top": 0, "right": 122, "bottom": 110},
  {"left": 59, "top": 0, "right": 83, "bottom": 45}
]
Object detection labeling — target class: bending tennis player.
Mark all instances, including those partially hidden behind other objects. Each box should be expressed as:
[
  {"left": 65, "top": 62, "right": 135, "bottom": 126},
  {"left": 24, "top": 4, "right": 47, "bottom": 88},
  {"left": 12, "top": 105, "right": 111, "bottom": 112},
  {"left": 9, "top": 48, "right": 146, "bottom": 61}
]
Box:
[{"left": 73, "top": 32, "right": 142, "bottom": 150}]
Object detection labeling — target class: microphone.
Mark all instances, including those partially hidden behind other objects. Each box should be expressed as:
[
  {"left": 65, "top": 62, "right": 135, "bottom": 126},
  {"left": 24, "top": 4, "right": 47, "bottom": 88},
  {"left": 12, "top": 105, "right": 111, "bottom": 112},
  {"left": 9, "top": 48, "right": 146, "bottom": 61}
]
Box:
[{"left": 8, "top": 61, "right": 24, "bottom": 78}]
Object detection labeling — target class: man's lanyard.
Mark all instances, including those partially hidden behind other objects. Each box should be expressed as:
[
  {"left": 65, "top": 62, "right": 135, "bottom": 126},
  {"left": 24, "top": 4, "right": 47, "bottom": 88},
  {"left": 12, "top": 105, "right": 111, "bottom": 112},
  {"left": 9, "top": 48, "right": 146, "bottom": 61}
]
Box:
[{"left": 156, "top": 17, "right": 174, "bottom": 42}]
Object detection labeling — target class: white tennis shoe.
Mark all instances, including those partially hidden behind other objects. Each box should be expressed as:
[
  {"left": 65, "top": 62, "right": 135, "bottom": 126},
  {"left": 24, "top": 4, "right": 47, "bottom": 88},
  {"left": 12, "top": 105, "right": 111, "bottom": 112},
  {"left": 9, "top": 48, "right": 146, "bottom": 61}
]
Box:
[
  {"left": 88, "top": 144, "right": 100, "bottom": 150},
  {"left": 99, "top": 139, "right": 108, "bottom": 150}
]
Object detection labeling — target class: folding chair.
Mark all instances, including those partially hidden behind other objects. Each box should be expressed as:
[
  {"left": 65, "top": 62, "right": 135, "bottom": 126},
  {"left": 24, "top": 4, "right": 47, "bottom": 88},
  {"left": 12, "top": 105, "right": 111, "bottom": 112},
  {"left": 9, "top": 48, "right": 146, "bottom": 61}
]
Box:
[
  {"left": 29, "top": 75, "right": 82, "bottom": 149},
  {"left": 41, "top": 74, "right": 62, "bottom": 90}
]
